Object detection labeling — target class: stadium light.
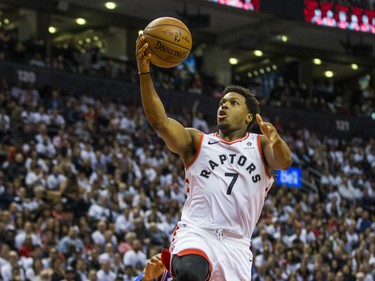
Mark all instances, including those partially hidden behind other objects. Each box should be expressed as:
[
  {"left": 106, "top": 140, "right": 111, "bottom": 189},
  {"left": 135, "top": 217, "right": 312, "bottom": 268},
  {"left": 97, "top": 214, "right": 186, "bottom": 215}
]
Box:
[
  {"left": 48, "top": 26, "right": 57, "bottom": 34},
  {"left": 105, "top": 2, "right": 117, "bottom": 10},
  {"left": 313, "top": 58, "right": 322, "bottom": 65},
  {"left": 351, "top": 63, "right": 358, "bottom": 70},
  {"left": 229, "top": 58, "right": 239, "bottom": 65},
  {"left": 254, "top": 50, "right": 263, "bottom": 57},
  {"left": 324, "top": 70, "right": 334, "bottom": 78},
  {"left": 76, "top": 18, "right": 86, "bottom": 25}
]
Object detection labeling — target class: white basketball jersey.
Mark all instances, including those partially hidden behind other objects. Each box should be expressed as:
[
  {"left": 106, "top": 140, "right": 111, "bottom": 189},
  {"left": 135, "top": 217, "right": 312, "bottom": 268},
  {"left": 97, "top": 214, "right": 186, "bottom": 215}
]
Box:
[{"left": 182, "top": 132, "right": 274, "bottom": 239}]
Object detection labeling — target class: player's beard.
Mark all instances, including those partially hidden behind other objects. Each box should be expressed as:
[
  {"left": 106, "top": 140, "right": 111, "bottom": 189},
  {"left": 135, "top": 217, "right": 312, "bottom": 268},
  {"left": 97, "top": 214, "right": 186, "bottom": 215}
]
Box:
[{"left": 217, "top": 122, "right": 229, "bottom": 131}]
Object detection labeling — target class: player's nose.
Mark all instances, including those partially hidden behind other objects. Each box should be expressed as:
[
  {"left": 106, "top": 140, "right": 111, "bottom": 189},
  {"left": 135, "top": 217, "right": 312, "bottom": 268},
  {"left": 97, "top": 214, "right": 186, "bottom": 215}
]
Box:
[{"left": 221, "top": 102, "right": 228, "bottom": 109}]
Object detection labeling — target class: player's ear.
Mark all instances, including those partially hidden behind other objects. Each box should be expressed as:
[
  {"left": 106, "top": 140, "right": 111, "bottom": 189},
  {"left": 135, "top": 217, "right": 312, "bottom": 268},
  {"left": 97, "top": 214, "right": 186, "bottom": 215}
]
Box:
[{"left": 246, "top": 113, "right": 253, "bottom": 125}]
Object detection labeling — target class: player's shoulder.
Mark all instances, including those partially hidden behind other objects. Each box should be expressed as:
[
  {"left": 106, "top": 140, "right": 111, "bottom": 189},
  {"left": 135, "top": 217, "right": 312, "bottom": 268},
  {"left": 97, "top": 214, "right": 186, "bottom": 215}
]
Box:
[
  {"left": 185, "top": 128, "right": 205, "bottom": 142},
  {"left": 186, "top": 127, "right": 204, "bottom": 134}
]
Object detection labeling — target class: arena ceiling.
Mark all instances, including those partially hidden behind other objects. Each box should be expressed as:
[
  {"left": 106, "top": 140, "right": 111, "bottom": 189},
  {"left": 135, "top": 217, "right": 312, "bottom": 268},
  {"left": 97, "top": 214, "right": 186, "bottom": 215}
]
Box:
[{"left": 2, "top": 0, "right": 375, "bottom": 81}]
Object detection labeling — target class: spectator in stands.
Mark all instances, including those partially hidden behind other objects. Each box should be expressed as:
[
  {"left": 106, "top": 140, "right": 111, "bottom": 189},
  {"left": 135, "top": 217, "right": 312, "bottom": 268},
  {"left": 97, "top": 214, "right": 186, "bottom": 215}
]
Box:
[
  {"left": 88, "top": 196, "right": 111, "bottom": 222},
  {"left": 57, "top": 226, "right": 84, "bottom": 257},
  {"left": 97, "top": 259, "right": 116, "bottom": 281},
  {"left": 91, "top": 220, "right": 110, "bottom": 250},
  {"left": 87, "top": 248, "right": 101, "bottom": 271},
  {"left": 115, "top": 206, "right": 134, "bottom": 236},
  {"left": 15, "top": 221, "right": 41, "bottom": 250},
  {"left": 98, "top": 242, "right": 115, "bottom": 265},
  {"left": 1, "top": 251, "right": 25, "bottom": 281},
  {"left": 118, "top": 232, "right": 136, "bottom": 257},
  {"left": 191, "top": 100, "right": 210, "bottom": 133},
  {"left": 123, "top": 239, "right": 147, "bottom": 274}
]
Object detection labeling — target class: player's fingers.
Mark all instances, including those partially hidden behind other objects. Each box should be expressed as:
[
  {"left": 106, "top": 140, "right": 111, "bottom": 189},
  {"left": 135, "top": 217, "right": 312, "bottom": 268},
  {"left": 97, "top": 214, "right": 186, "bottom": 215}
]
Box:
[
  {"left": 269, "top": 129, "right": 277, "bottom": 142},
  {"left": 136, "top": 36, "right": 145, "bottom": 50},
  {"left": 140, "top": 42, "right": 149, "bottom": 54},
  {"left": 259, "top": 123, "right": 266, "bottom": 136},
  {"left": 151, "top": 254, "right": 162, "bottom": 261},
  {"left": 135, "top": 35, "right": 142, "bottom": 47},
  {"left": 144, "top": 261, "right": 157, "bottom": 270},
  {"left": 143, "top": 53, "right": 152, "bottom": 62},
  {"left": 256, "top": 113, "right": 263, "bottom": 125},
  {"left": 150, "top": 257, "right": 161, "bottom": 264},
  {"left": 137, "top": 45, "right": 149, "bottom": 60},
  {"left": 264, "top": 124, "right": 271, "bottom": 137}
]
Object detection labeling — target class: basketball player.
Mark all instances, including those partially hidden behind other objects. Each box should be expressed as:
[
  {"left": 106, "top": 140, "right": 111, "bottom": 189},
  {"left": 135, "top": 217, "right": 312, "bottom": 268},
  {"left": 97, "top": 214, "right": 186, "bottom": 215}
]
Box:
[
  {"left": 349, "top": 14, "right": 360, "bottom": 31},
  {"left": 322, "top": 10, "right": 337, "bottom": 27},
  {"left": 311, "top": 8, "right": 323, "bottom": 25},
  {"left": 136, "top": 35, "right": 292, "bottom": 280},
  {"left": 360, "top": 15, "right": 371, "bottom": 32},
  {"left": 337, "top": 11, "right": 348, "bottom": 29}
]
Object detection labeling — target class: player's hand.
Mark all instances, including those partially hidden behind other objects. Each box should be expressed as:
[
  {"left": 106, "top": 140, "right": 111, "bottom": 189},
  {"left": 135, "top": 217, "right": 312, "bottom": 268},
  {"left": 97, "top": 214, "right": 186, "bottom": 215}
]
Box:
[
  {"left": 136, "top": 34, "right": 151, "bottom": 74},
  {"left": 142, "top": 254, "right": 165, "bottom": 281},
  {"left": 256, "top": 114, "right": 280, "bottom": 146}
]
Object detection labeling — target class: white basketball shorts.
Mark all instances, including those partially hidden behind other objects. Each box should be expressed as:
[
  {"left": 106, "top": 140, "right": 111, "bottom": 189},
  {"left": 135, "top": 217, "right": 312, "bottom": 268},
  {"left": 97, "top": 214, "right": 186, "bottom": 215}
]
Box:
[{"left": 169, "top": 221, "right": 253, "bottom": 281}]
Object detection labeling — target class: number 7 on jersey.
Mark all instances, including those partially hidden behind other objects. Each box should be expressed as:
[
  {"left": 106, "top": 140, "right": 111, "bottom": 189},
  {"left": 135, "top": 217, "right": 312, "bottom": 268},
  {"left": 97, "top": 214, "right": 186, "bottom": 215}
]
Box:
[{"left": 225, "top": 172, "right": 238, "bottom": 195}]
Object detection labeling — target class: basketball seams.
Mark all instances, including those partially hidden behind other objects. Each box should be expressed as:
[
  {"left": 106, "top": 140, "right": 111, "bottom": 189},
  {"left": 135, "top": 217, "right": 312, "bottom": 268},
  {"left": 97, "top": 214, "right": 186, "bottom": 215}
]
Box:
[
  {"left": 143, "top": 34, "right": 191, "bottom": 52},
  {"left": 145, "top": 24, "right": 191, "bottom": 35}
]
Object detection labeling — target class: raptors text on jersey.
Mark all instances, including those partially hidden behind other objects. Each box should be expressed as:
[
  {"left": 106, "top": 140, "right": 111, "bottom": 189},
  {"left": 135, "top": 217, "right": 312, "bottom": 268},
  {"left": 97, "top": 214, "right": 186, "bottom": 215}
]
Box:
[{"left": 182, "top": 132, "right": 274, "bottom": 239}]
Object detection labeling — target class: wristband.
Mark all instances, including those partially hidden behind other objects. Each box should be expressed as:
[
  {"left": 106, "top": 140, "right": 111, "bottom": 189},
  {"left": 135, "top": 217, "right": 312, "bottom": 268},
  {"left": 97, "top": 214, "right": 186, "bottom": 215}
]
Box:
[
  {"left": 138, "top": 72, "right": 150, "bottom": 75},
  {"left": 134, "top": 272, "right": 144, "bottom": 281}
]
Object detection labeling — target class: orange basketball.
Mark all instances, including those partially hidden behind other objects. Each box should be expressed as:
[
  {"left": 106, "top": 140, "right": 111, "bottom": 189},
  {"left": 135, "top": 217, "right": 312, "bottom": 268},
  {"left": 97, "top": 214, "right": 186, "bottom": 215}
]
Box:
[{"left": 143, "top": 17, "right": 192, "bottom": 68}]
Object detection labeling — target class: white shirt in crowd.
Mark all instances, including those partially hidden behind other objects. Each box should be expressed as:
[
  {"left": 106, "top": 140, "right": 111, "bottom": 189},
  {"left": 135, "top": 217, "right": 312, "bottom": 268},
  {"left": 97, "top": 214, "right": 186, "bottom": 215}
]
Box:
[
  {"left": 123, "top": 250, "right": 147, "bottom": 270},
  {"left": 96, "top": 269, "right": 116, "bottom": 281}
]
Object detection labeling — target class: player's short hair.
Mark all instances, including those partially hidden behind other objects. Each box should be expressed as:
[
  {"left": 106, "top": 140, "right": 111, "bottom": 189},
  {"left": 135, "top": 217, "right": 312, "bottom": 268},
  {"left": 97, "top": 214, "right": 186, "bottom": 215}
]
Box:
[{"left": 223, "top": 85, "right": 260, "bottom": 131}]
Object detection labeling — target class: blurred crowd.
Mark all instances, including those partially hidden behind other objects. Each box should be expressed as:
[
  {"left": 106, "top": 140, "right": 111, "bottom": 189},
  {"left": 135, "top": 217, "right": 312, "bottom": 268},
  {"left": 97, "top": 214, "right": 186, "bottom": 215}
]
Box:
[
  {"left": 0, "top": 28, "right": 374, "bottom": 118},
  {"left": 0, "top": 75, "right": 373, "bottom": 281}
]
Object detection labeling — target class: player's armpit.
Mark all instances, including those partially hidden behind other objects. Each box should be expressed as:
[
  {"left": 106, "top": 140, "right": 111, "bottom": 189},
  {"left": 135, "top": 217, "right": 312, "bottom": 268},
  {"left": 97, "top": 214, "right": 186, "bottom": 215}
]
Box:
[{"left": 156, "top": 119, "right": 200, "bottom": 161}]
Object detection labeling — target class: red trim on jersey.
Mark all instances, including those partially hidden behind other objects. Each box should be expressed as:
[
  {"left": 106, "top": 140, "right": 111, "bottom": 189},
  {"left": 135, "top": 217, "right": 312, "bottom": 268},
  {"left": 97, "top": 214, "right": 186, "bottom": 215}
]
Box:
[
  {"left": 185, "top": 132, "right": 204, "bottom": 170},
  {"left": 257, "top": 134, "right": 272, "bottom": 178},
  {"left": 171, "top": 225, "right": 179, "bottom": 243},
  {"left": 214, "top": 132, "right": 249, "bottom": 144},
  {"left": 177, "top": 248, "right": 213, "bottom": 275}
]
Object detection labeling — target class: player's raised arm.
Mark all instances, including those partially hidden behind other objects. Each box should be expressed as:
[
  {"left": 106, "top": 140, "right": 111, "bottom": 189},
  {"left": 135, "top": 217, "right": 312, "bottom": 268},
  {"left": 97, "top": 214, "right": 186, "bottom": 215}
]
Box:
[
  {"left": 256, "top": 114, "right": 292, "bottom": 171},
  {"left": 135, "top": 35, "right": 198, "bottom": 160}
]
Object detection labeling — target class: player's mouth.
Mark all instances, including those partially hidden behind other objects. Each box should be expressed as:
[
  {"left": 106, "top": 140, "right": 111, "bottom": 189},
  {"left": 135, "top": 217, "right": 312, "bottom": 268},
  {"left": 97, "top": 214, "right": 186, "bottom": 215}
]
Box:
[{"left": 218, "top": 110, "right": 228, "bottom": 120}]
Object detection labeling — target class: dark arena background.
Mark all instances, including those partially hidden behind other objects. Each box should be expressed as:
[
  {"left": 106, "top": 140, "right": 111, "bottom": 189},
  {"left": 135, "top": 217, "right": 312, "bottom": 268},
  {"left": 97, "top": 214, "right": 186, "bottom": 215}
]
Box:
[{"left": 0, "top": 0, "right": 374, "bottom": 280}]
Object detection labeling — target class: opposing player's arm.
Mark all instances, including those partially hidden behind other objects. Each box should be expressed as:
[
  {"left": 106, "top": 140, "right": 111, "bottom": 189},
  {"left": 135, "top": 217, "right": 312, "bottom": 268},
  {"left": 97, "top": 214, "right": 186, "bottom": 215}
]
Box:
[
  {"left": 256, "top": 114, "right": 292, "bottom": 170},
  {"left": 141, "top": 254, "right": 165, "bottom": 281}
]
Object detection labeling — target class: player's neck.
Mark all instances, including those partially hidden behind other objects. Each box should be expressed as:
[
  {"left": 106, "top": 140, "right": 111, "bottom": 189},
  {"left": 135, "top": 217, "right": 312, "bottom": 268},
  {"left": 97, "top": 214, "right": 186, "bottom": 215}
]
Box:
[{"left": 218, "top": 129, "right": 247, "bottom": 141}]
